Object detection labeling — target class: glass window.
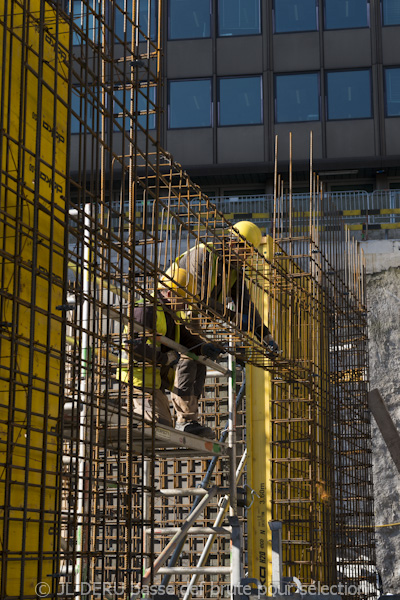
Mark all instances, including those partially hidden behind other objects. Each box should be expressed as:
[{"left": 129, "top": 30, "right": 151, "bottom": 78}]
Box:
[
  {"left": 113, "top": 87, "right": 156, "bottom": 131},
  {"left": 218, "top": 76, "right": 262, "bottom": 126},
  {"left": 71, "top": 87, "right": 97, "bottom": 134},
  {"left": 115, "top": 0, "right": 157, "bottom": 43},
  {"left": 218, "top": 0, "right": 261, "bottom": 36},
  {"left": 275, "top": 73, "right": 319, "bottom": 123},
  {"left": 168, "top": 0, "right": 211, "bottom": 39},
  {"left": 382, "top": 0, "right": 400, "bottom": 25},
  {"left": 324, "top": 0, "right": 368, "bottom": 29},
  {"left": 274, "top": 0, "right": 317, "bottom": 33},
  {"left": 326, "top": 70, "right": 371, "bottom": 120},
  {"left": 72, "top": 1, "right": 101, "bottom": 44},
  {"left": 168, "top": 79, "right": 212, "bottom": 128},
  {"left": 385, "top": 68, "right": 400, "bottom": 117},
  {"left": 138, "top": 0, "right": 158, "bottom": 40}
]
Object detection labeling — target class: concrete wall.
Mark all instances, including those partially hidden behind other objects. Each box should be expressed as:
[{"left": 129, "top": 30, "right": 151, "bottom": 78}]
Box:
[{"left": 362, "top": 240, "right": 400, "bottom": 593}]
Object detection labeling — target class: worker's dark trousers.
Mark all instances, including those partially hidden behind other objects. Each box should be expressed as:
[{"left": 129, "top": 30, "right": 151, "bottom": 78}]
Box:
[{"left": 171, "top": 357, "right": 207, "bottom": 423}]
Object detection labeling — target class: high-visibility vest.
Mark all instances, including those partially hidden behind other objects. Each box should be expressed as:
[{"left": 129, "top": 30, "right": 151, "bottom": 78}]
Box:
[{"left": 118, "top": 302, "right": 180, "bottom": 389}]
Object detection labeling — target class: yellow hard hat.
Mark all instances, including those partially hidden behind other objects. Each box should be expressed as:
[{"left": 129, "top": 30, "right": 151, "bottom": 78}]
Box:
[
  {"left": 230, "top": 221, "right": 262, "bottom": 249},
  {"left": 159, "top": 266, "right": 196, "bottom": 299}
]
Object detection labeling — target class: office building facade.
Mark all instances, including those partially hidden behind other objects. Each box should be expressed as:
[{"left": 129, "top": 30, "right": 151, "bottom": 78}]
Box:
[
  {"left": 157, "top": 0, "right": 400, "bottom": 197},
  {"left": 69, "top": 0, "right": 400, "bottom": 198}
]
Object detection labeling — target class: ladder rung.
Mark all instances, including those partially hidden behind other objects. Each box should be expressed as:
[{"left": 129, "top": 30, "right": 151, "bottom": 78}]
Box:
[
  {"left": 157, "top": 566, "right": 232, "bottom": 574},
  {"left": 145, "top": 526, "right": 232, "bottom": 536},
  {"left": 155, "top": 487, "right": 228, "bottom": 497},
  {"left": 206, "top": 369, "right": 225, "bottom": 377}
]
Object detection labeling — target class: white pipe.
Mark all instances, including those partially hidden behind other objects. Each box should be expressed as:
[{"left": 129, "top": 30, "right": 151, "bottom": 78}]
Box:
[
  {"left": 227, "top": 302, "right": 237, "bottom": 517},
  {"left": 143, "top": 459, "right": 151, "bottom": 574},
  {"left": 74, "top": 203, "right": 91, "bottom": 596}
]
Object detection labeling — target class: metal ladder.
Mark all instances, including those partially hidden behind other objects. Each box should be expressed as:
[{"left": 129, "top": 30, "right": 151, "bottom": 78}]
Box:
[{"left": 141, "top": 360, "right": 248, "bottom": 600}]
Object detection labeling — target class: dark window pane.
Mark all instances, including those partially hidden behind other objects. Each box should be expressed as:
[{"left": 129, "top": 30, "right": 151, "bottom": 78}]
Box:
[
  {"left": 275, "top": 73, "right": 319, "bottom": 123},
  {"left": 114, "top": 88, "right": 156, "bottom": 131},
  {"left": 169, "top": 0, "right": 211, "bottom": 39},
  {"left": 218, "top": 0, "right": 261, "bottom": 36},
  {"left": 327, "top": 70, "right": 371, "bottom": 119},
  {"left": 324, "top": 0, "right": 368, "bottom": 29},
  {"left": 138, "top": 0, "right": 158, "bottom": 40},
  {"left": 274, "top": 0, "right": 317, "bottom": 33},
  {"left": 385, "top": 68, "right": 400, "bottom": 117},
  {"left": 218, "top": 76, "right": 262, "bottom": 125},
  {"left": 72, "top": 1, "right": 100, "bottom": 44},
  {"left": 115, "top": 0, "right": 157, "bottom": 42},
  {"left": 114, "top": 0, "right": 131, "bottom": 42},
  {"left": 71, "top": 88, "right": 81, "bottom": 134},
  {"left": 72, "top": 1, "right": 83, "bottom": 45},
  {"left": 169, "top": 80, "right": 212, "bottom": 128},
  {"left": 71, "top": 87, "right": 96, "bottom": 134},
  {"left": 383, "top": 0, "right": 400, "bottom": 25}
]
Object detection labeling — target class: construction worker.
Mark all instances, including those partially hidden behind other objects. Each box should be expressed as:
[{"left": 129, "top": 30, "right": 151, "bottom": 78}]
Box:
[
  {"left": 121, "top": 266, "right": 220, "bottom": 436},
  {"left": 170, "top": 221, "right": 278, "bottom": 438},
  {"left": 174, "top": 221, "right": 277, "bottom": 347}
]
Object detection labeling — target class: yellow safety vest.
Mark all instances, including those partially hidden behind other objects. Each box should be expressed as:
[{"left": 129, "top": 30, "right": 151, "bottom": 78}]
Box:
[{"left": 118, "top": 303, "right": 180, "bottom": 389}]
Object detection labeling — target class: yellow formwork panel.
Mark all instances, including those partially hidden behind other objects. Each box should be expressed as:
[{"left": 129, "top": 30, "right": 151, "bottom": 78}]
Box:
[
  {"left": 246, "top": 236, "right": 274, "bottom": 588},
  {"left": 247, "top": 236, "right": 331, "bottom": 588},
  {"left": 0, "top": 1, "right": 68, "bottom": 595}
]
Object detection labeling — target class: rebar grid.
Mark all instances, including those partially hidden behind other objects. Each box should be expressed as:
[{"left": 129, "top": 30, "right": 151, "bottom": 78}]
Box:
[
  {"left": 59, "top": 1, "right": 254, "bottom": 596},
  {"left": 0, "top": 0, "right": 68, "bottom": 595},
  {"left": 270, "top": 136, "right": 375, "bottom": 598},
  {"left": 0, "top": 2, "right": 376, "bottom": 600}
]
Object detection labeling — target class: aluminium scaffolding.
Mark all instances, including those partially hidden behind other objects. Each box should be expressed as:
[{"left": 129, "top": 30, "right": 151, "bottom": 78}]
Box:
[{"left": 0, "top": 1, "right": 376, "bottom": 599}]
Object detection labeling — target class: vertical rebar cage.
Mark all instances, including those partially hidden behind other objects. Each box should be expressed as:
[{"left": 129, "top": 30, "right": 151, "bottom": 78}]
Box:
[
  {"left": 0, "top": 0, "right": 68, "bottom": 595},
  {"left": 0, "top": 2, "right": 376, "bottom": 600},
  {"left": 266, "top": 153, "right": 376, "bottom": 597}
]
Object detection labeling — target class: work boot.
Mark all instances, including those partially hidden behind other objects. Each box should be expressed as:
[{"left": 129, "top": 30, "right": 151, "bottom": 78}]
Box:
[{"left": 175, "top": 420, "right": 215, "bottom": 440}]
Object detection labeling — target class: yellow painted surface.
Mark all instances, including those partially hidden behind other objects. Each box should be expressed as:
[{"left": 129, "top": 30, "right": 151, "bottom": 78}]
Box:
[
  {"left": 0, "top": 1, "right": 68, "bottom": 594},
  {"left": 246, "top": 237, "right": 274, "bottom": 587},
  {"left": 247, "top": 364, "right": 273, "bottom": 587},
  {"left": 381, "top": 223, "right": 400, "bottom": 229},
  {"left": 343, "top": 210, "right": 362, "bottom": 216},
  {"left": 247, "top": 236, "right": 332, "bottom": 587},
  {"left": 380, "top": 208, "right": 400, "bottom": 215}
]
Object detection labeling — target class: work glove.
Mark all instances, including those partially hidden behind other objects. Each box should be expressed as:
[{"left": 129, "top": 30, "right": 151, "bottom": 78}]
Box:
[
  {"left": 201, "top": 343, "right": 224, "bottom": 361},
  {"left": 263, "top": 334, "right": 279, "bottom": 354},
  {"left": 160, "top": 350, "right": 180, "bottom": 367}
]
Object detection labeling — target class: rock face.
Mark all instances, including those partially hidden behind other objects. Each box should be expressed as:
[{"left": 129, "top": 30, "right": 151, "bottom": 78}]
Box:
[{"left": 367, "top": 267, "right": 400, "bottom": 593}]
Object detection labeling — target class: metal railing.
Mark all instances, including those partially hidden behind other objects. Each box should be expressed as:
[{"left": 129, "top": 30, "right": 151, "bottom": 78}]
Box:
[{"left": 214, "top": 190, "right": 400, "bottom": 228}]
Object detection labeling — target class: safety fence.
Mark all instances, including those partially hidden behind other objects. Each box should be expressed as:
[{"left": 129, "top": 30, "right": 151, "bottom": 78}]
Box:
[{"left": 215, "top": 190, "right": 400, "bottom": 233}]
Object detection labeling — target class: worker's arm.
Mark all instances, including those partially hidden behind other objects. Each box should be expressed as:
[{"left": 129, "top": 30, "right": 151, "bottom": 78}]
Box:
[
  {"left": 179, "top": 326, "right": 203, "bottom": 355},
  {"left": 180, "top": 325, "right": 224, "bottom": 361},
  {"left": 231, "top": 277, "right": 279, "bottom": 352},
  {"left": 226, "top": 275, "right": 269, "bottom": 336}
]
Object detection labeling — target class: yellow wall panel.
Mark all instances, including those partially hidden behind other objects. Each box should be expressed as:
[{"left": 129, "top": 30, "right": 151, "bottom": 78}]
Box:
[
  {"left": 247, "top": 236, "right": 332, "bottom": 588},
  {"left": 0, "top": 0, "right": 68, "bottom": 594}
]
